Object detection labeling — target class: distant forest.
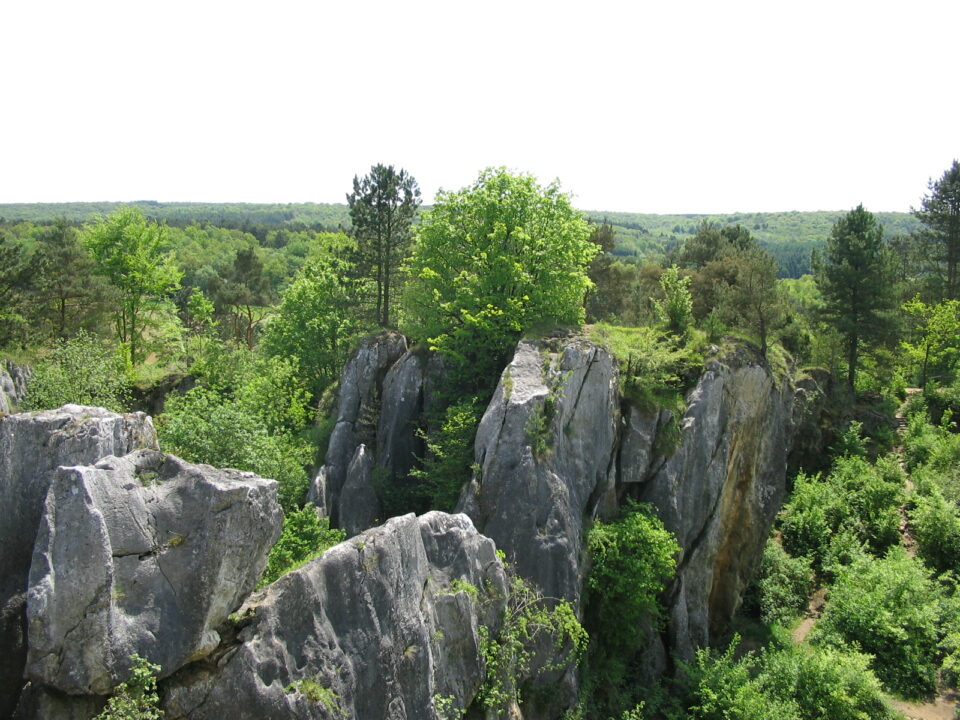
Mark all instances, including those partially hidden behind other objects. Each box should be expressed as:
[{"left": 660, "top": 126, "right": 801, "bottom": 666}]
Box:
[{"left": 0, "top": 201, "right": 920, "bottom": 278}]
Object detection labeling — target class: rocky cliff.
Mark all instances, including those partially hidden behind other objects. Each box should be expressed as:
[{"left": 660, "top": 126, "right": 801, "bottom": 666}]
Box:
[
  {"left": 0, "top": 360, "right": 30, "bottom": 415},
  {"left": 0, "top": 405, "right": 157, "bottom": 718}
]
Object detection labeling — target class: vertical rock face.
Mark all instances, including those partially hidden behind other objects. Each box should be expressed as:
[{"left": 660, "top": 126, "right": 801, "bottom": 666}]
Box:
[
  {"left": 25, "top": 449, "right": 283, "bottom": 696},
  {"left": 312, "top": 332, "right": 448, "bottom": 536},
  {"left": 632, "top": 350, "right": 795, "bottom": 658},
  {"left": 162, "top": 512, "right": 507, "bottom": 720},
  {"left": 0, "top": 405, "right": 157, "bottom": 717},
  {"left": 0, "top": 359, "right": 31, "bottom": 414},
  {"left": 309, "top": 332, "right": 407, "bottom": 526},
  {"left": 459, "top": 339, "right": 619, "bottom": 605}
]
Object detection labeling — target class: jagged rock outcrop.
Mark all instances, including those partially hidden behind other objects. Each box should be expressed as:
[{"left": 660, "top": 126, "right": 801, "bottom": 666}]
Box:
[
  {"left": 312, "top": 333, "right": 448, "bottom": 536},
  {"left": 459, "top": 339, "right": 619, "bottom": 606},
  {"left": 162, "top": 512, "right": 507, "bottom": 720},
  {"left": 0, "top": 359, "right": 31, "bottom": 414},
  {"left": 0, "top": 405, "right": 157, "bottom": 717},
  {"left": 628, "top": 347, "right": 795, "bottom": 658},
  {"left": 24, "top": 449, "right": 283, "bottom": 698},
  {"left": 309, "top": 332, "right": 407, "bottom": 525}
]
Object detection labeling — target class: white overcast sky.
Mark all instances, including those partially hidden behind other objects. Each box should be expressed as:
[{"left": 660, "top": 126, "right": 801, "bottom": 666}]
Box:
[{"left": 1, "top": 0, "right": 957, "bottom": 213}]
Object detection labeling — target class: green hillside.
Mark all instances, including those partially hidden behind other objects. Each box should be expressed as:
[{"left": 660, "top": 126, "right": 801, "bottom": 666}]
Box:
[{"left": 0, "top": 202, "right": 919, "bottom": 278}]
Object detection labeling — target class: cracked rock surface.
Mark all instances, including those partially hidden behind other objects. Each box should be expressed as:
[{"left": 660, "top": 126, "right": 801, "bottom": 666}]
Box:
[
  {"left": 0, "top": 405, "right": 157, "bottom": 716},
  {"left": 162, "top": 512, "right": 507, "bottom": 720},
  {"left": 24, "top": 449, "right": 282, "bottom": 696}
]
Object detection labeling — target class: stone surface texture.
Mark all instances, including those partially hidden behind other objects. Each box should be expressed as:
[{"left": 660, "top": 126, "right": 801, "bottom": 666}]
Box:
[
  {"left": 0, "top": 405, "right": 157, "bottom": 717},
  {"left": 162, "top": 512, "right": 507, "bottom": 720},
  {"left": 25, "top": 449, "right": 282, "bottom": 696}
]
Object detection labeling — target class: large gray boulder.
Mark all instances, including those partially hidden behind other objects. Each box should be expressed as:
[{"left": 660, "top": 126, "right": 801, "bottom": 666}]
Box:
[
  {"left": 0, "top": 405, "right": 157, "bottom": 717},
  {"left": 633, "top": 347, "right": 795, "bottom": 658},
  {"left": 308, "top": 332, "right": 407, "bottom": 524},
  {"left": 162, "top": 512, "right": 507, "bottom": 720},
  {"left": 25, "top": 448, "right": 283, "bottom": 697},
  {"left": 459, "top": 339, "right": 619, "bottom": 605}
]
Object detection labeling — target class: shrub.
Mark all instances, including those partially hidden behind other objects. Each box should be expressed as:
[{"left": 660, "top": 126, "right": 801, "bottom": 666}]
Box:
[
  {"left": 912, "top": 489, "right": 960, "bottom": 573},
  {"left": 260, "top": 504, "right": 345, "bottom": 587},
  {"left": 811, "top": 548, "right": 941, "bottom": 698},
  {"left": 23, "top": 331, "right": 130, "bottom": 412},
  {"left": 744, "top": 540, "right": 813, "bottom": 626},
  {"left": 94, "top": 655, "right": 163, "bottom": 720}
]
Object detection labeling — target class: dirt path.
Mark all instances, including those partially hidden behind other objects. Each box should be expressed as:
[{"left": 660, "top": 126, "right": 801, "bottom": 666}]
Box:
[{"left": 791, "top": 586, "right": 827, "bottom": 644}]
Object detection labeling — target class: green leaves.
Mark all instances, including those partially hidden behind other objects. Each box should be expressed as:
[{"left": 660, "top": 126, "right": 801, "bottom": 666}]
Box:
[{"left": 402, "top": 168, "right": 596, "bottom": 388}]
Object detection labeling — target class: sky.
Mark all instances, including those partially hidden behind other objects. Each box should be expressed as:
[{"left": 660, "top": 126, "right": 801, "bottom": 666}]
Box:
[{"left": 2, "top": 0, "right": 958, "bottom": 214}]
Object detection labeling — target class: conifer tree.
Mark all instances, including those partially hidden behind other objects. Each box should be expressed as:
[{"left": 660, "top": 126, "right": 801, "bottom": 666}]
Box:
[
  {"left": 913, "top": 160, "right": 960, "bottom": 299},
  {"left": 813, "top": 205, "right": 895, "bottom": 389}
]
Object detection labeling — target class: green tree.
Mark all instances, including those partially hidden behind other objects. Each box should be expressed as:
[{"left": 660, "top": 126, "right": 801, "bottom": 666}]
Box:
[
  {"left": 347, "top": 164, "right": 421, "bottom": 327},
  {"left": 0, "top": 232, "right": 34, "bottom": 347},
  {"left": 210, "top": 246, "right": 274, "bottom": 349},
  {"left": 901, "top": 296, "right": 960, "bottom": 387},
  {"left": 94, "top": 654, "right": 163, "bottom": 720},
  {"left": 262, "top": 251, "right": 364, "bottom": 398},
  {"left": 32, "top": 218, "right": 111, "bottom": 339},
  {"left": 812, "top": 205, "right": 895, "bottom": 389},
  {"left": 403, "top": 168, "right": 596, "bottom": 384},
  {"left": 83, "top": 208, "right": 182, "bottom": 364},
  {"left": 914, "top": 160, "right": 960, "bottom": 299},
  {"left": 720, "top": 247, "right": 784, "bottom": 357}
]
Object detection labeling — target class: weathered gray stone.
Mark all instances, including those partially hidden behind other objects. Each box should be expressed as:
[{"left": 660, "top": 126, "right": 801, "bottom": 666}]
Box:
[
  {"left": 162, "top": 512, "right": 507, "bottom": 720},
  {"left": 25, "top": 449, "right": 283, "bottom": 696},
  {"left": 308, "top": 332, "right": 407, "bottom": 520},
  {"left": 636, "top": 349, "right": 794, "bottom": 658},
  {"left": 460, "top": 339, "right": 619, "bottom": 606},
  {"left": 0, "top": 405, "right": 157, "bottom": 716},
  {"left": 339, "top": 444, "right": 380, "bottom": 537},
  {"left": 0, "top": 360, "right": 31, "bottom": 414},
  {"left": 376, "top": 350, "right": 426, "bottom": 483}
]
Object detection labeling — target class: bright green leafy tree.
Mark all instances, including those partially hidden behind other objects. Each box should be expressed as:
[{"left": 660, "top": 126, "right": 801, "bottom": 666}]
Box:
[
  {"left": 83, "top": 208, "right": 182, "bottom": 364},
  {"left": 402, "top": 167, "right": 596, "bottom": 385},
  {"left": 901, "top": 295, "right": 960, "bottom": 387},
  {"left": 812, "top": 205, "right": 895, "bottom": 389}
]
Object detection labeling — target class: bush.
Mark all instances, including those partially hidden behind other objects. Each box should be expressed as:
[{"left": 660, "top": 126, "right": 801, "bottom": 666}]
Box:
[
  {"left": 744, "top": 540, "right": 813, "bottom": 626},
  {"left": 912, "top": 489, "right": 960, "bottom": 573},
  {"left": 23, "top": 331, "right": 130, "bottom": 412},
  {"left": 94, "top": 655, "right": 163, "bottom": 720},
  {"left": 680, "top": 637, "right": 899, "bottom": 720},
  {"left": 811, "top": 548, "right": 941, "bottom": 698},
  {"left": 260, "top": 504, "right": 345, "bottom": 587},
  {"left": 779, "top": 455, "right": 902, "bottom": 572}
]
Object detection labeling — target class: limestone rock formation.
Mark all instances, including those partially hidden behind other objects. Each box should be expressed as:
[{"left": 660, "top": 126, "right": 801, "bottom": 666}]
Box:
[
  {"left": 630, "top": 348, "right": 795, "bottom": 658},
  {"left": 162, "top": 512, "right": 507, "bottom": 720},
  {"left": 0, "top": 405, "right": 157, "bottom": 717},
  {"left": 308, "top": 331, "right": 407, "bottom": 525},
  {"left": 25, "top": 449, "right": 283, "bottom": 697},
  {"left": 0, "top": 359, "right": 31, "bottom": 414},
  {"left": 459, "top": 339, "right": 619, "bottom": 606}
]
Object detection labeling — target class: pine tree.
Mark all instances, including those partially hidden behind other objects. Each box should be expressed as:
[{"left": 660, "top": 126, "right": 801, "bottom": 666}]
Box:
[
  {"left": 813, "top": 205, "right": 895, "bottom": 389},
  {"left": 346, "top": 164, "right": 421, "bottom": 327},
  {"left": 913, "top": 160, "right": 960, "bottom": 299}
]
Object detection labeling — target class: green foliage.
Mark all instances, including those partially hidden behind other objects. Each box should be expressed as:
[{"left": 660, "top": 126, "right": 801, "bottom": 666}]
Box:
[
  {"left": 83, "top": 208, "right": 182, "bottom": 365},
  {"left": 901, "top": 296, "right": 960, "bottom": 387},
  {"left": 580, "top": 503, "right": 678, "bottom": 718},
  {"left": 347, "top": 164, "right": 421, "bottom": 327},
  {"left": 779, "top": 455, "right": 903, "bottom": 573},
  {"left": 23, "top": 331, "right": 130, "bottom": 411},
  {"left": 260, "top": 504, "right": 344, "bottom": 587},
  {"left": 812, "top": 205, "right": 896, "bottom": 389},
  {"left": 587, "top": 323, "right": 703, "bottom": 414},
  {"left": 285, "top": 678, "right": 343, "bottom": 716},
  {"left": 911, "top": 489, "right": 960, "bottom": 574},
  {"left": 812, "top": 548, "right": 940, "bottom": 698},
  {"left": 679, "top": 637, "right": 898, "bottom": 720},
  {"left": 403, "top": 168, "right": 596, "bottom": 388},
  {"left": 262, "top": 246, "right": 366, "bottom": 398},
  {"left": 653, "top": 265, "right": 693, "bottom": 334},
  {"left": 913, "top": 159, "right": 960, "bottom": 299},
  {"left": 94, "top": 654, "right": 163, "bottom": 720},
  {"left": 157, "top": 353, "right": 313, "bottom": 513},
  {"left": 405, "top": 396, "right": 482, "bottom": 513},
  {"left": 478, "top": 574, "right": 587, "bottom": 715},
  {"left": 743, "top": 540, "right": 813, "bottom": 626}
]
